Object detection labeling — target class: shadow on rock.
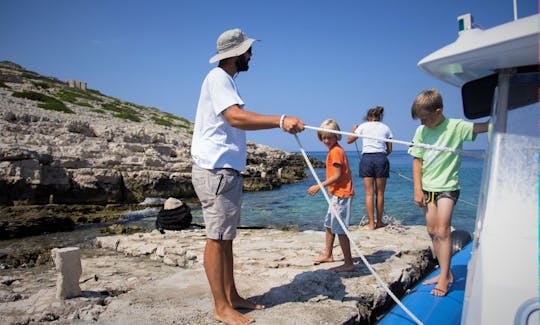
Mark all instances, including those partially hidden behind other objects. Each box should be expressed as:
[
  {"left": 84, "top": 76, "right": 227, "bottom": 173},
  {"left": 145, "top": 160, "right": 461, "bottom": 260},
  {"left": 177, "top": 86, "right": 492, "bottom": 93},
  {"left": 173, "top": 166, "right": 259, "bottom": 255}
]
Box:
[
  {"left": 251, "top": 268, "right": 363, "bottom": 308},
  {"left": 251, "top": 249, "right": 401, "bottom": 309}
]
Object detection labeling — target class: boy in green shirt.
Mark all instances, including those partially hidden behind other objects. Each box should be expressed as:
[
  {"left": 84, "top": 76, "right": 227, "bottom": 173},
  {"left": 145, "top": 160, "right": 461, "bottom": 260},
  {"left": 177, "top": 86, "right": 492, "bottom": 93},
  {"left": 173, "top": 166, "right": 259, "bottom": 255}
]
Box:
[{"left": 408, "top": 88, "right": 489, "bottom": 297}]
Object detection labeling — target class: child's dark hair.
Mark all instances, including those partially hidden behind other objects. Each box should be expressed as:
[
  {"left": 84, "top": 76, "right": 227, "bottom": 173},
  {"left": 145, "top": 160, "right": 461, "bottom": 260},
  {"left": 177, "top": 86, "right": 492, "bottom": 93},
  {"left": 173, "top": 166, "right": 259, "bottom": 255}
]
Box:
[
  {"left": 411, "top": 88, "right": 443, "bottom": 119},
  {"left": 365, "top": 106, "right": 384, "bottom": 121}
]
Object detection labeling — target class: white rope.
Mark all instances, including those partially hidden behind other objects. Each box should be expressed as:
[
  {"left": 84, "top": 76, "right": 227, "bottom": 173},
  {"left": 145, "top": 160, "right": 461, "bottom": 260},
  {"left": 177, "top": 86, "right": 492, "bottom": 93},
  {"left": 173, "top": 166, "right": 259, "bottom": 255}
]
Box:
[
  {"left": 305, "top": 125, "right": 485, "bottom": 159},
  {"left": 293, "top": 134, "right": 424, "bottom": 325}
]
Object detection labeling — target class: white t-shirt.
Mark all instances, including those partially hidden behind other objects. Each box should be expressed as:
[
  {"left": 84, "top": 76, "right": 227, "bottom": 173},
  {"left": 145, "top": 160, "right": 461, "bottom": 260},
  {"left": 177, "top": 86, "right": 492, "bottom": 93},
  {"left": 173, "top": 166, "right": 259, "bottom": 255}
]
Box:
[
  {"left": 354, "top": 121, "right": 393, "bottom": 154},
  {"left": 191, "top": 67, "right": 247, "bottom": 171}
]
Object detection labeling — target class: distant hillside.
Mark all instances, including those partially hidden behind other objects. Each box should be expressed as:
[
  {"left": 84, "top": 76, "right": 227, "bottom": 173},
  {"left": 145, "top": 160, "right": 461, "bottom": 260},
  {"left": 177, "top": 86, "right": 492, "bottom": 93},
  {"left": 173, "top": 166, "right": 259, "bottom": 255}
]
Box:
[
  {"left": 0, "top": 60, "right": 193, "bottom": 131},
  {"left": 0, "top": 60, "right": 309, "bottom": 206}
]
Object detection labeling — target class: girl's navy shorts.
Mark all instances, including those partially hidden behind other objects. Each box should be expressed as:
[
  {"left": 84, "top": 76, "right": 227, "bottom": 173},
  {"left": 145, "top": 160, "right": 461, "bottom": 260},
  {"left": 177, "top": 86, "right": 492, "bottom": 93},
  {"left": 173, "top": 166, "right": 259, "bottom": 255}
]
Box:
[{"left": 359, "top": 152, "right": 390, "bottom": 178}]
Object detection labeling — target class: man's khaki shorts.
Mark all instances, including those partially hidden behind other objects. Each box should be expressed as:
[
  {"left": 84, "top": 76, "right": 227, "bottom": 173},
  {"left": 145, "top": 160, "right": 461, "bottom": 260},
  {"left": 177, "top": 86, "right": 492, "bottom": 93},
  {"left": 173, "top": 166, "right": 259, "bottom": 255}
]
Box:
[{"left": 192, "top": 164, "right": 243, "bottom": 240}]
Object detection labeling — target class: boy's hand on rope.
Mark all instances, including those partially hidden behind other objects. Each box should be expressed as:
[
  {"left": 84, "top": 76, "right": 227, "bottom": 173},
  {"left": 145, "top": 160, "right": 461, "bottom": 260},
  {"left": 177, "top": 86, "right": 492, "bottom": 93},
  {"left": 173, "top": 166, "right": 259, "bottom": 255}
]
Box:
[{"left": 307, "top": 185, "right": 320, "bottom": 196}]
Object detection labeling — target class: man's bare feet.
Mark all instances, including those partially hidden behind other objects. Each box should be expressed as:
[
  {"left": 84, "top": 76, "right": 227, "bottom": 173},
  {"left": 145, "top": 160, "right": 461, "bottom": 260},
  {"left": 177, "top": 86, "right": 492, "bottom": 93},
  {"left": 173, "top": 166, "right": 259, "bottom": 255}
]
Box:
[
  {"left": 313, "top": 255, "right": 334, "bottom": 264},
  {"left": 330, "top": 263, "right": 356, "bottom": 273},
  {"left": 214, "top": 305, "right": 254, "bottom": 325},
  {"left": 231, "top": 296, "right": 265, "bottom": 310}
]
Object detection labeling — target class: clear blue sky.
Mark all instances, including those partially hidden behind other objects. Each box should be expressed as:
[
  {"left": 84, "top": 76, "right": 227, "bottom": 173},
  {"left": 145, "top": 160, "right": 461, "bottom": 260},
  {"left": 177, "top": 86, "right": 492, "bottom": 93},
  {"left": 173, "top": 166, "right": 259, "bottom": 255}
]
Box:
[{"left": 2, "top": 1, "right": 537, "bottom": 152}]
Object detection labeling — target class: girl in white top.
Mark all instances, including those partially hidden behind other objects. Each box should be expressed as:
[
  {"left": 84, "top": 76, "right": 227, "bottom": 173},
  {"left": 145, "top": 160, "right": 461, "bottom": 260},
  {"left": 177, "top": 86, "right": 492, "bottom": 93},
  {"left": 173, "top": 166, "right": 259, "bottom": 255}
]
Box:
[{"left": 347, "top": 106, "right": 393, "bottom": 230}]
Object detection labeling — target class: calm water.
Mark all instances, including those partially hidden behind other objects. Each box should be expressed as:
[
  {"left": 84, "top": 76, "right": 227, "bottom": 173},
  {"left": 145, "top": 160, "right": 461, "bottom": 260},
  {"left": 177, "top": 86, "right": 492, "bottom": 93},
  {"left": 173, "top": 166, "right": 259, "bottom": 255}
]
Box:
[
  {"left": 0, "top": 150, "right": 483, "bottom": 254},
  {"left": 192, "top": 150, "right": 484, "bottom": 234}
]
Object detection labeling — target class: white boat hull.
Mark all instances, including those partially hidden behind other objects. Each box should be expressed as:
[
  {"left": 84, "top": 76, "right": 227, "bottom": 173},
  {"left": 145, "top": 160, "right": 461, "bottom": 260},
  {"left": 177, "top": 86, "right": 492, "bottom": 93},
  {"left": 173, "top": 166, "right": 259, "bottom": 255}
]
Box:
[{"left": 418, "top": 14, "right": 540, "bottom": 87}]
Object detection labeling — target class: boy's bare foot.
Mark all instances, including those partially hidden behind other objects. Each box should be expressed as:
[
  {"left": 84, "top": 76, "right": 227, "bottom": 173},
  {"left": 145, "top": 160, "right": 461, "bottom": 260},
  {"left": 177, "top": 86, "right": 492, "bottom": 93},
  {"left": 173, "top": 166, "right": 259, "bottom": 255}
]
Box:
[
  {"left": 423, "top": 271, "right": 454, "bottom": 285},
  {"left": 313, "top": 255, "right": 334, "bottom": 264},
  {"left": 231, "top": 296, "right": 265, "bottom": 310},
  {"left": 375, "top": 222, "right": 387, "bottom": 229},
  {"left": 367, "top": 223, "right": 376, "bottom": 230},
  {"left": 330, "top": 264, "right": 356, "bottom": 273},
  {"left": 430, "top": 286, "right": 448, "bottom": 297},
  {"left": 430, "top": 275, "right": 452, "bottom": 297},
  {"left": 214, "top": 305, "right": 255, "bottom": 325}
]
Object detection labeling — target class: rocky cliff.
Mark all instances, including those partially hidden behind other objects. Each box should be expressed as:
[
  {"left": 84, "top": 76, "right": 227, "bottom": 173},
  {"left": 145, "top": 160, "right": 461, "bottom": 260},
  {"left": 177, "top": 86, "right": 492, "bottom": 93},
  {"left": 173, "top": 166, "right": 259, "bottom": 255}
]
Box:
[{"left": 0, "top": 61, "right": 314, "bottom": 206}]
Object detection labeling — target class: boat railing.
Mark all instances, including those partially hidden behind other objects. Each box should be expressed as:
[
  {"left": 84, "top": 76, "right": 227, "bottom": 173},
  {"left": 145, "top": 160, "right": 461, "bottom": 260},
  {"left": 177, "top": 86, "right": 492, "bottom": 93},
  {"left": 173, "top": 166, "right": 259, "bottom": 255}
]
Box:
[{"left": 514, "top": 297, "right": 540, "bottom": 325}]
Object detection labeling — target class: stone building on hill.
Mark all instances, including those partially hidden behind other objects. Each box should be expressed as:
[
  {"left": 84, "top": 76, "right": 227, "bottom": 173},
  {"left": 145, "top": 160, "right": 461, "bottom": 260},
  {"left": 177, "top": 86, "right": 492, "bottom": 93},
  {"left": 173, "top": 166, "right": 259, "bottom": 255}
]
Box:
[{"left": 66, "top": 80, "right": 87, "bottom": 90}]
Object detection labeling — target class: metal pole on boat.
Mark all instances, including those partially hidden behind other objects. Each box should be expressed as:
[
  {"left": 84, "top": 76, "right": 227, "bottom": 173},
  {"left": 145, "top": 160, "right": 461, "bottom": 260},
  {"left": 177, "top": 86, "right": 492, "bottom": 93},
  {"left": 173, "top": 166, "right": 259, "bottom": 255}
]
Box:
[
  {"left": 493, "top": 69, "right": 513, "bottom": 133},
  {"left": 513, "top": 0, "right": 518, "bottom": 20}
]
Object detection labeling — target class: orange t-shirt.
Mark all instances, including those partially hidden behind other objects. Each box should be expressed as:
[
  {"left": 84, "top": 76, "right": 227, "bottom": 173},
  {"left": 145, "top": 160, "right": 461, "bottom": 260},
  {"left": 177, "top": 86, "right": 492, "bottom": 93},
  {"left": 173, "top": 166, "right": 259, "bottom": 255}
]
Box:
[{"left": 326, "top": 144, "right": 354, "bottom": 198}]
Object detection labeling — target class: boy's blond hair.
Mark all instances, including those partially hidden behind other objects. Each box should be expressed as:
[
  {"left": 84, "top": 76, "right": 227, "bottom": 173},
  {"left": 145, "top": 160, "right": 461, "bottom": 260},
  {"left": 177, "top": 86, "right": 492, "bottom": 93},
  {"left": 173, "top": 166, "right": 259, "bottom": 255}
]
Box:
[
  {"left": 411, "top": 88, "right": 444, "bottom": 119},
  {"left": 317, "top": 119, "right": 342, "bottom": 141}
]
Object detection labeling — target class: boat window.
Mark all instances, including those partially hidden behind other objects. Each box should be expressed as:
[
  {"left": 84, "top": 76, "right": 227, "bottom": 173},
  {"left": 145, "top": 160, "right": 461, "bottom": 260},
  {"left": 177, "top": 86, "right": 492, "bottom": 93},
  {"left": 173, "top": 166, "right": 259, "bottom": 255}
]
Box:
[
  {"left": 462, "top": 74, "right": 497, "bottom": 119},
  {"left": 461, "top": 66, "right": 540, "bottom": 124}
]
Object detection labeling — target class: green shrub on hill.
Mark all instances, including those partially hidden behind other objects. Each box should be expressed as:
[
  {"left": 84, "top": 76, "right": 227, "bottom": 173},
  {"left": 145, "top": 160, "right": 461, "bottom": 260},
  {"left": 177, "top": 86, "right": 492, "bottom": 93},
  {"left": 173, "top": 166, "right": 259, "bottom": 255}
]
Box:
[
  {"left": 150, "top": 112, "right": 192, "bottom": 129},
  {"left": 101, "top": 102, "right": 141, "bottom": 122},
  {"left": 162, "top": 112, "right": 192, "bottom": 127},
  {"left": 31, "top": 81, "right": 51, "bottom": 89},
  {"left": 56, "top": 89, "right": 99, "bottom": 109},
  {"left": 57, "top": 88, "right": 102, "bottom": 104},
  {"left": 88, "top": 89, "right": 104, "bottom": 96},
  {"left": 12, "top": 90, "right": 74, "bottom": 114},
  {"left": 38, "top": 101, "right": 74, "bottom": 113},
  {"left": 91, "top": 109, "right": 106, "bottom": 114},
  {"left": 21, "top": 71, "right": 63, "bottom": 85},
  {"left": 76, "top": 102, "right": 93, "bottom": 108},
  {"left": 0, "top": 81, "right": 10, "bottom": 89},
  {"left": 12, "top": 90, "right": 49, "bottom": 101},
  {"left": 151, "top": 116, "right": 173, "bottom": 127},
  {"left": 113, "top": 111, "right": 141, "bottom": 122}
]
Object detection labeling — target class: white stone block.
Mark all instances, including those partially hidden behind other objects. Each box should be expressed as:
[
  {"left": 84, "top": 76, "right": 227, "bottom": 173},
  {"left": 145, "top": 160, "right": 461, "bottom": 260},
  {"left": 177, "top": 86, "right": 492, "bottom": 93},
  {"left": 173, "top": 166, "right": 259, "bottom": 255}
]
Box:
[{"left": 51, "top": 247, "right": 82, "bottom": 299}]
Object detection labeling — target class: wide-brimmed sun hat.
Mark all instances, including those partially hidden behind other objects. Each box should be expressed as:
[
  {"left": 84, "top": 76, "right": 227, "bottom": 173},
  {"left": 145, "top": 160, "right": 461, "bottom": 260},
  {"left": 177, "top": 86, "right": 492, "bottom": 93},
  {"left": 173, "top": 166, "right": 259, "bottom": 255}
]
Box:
[
  {"left": 164, "top": 197, "right": 184, "bottom": 210},
  {"left": 209, "top": 28, "right": 257, "bottom": 64}
]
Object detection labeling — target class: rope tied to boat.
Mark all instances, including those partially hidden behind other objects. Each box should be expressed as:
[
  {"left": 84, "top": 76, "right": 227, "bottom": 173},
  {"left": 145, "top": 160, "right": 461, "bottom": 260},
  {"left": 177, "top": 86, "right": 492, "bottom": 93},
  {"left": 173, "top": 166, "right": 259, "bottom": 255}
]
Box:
[{"left": 293, "top": 133, "right": 425, "bottom": 325}]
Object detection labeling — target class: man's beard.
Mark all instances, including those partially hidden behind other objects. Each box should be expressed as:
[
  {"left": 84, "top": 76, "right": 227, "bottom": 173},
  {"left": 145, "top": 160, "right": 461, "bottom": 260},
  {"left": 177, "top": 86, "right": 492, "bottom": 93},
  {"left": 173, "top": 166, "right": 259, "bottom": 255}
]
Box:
[{"left": 235, "top": 55, "right": 249, "bottom": 72}]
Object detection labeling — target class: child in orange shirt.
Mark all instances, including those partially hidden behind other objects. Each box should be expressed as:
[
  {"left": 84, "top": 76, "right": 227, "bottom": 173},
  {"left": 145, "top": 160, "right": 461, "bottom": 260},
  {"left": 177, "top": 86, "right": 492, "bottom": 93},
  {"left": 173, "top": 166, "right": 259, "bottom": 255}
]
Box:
[{"left": 308, "top": 119, "right": 355, "bottom": 273}]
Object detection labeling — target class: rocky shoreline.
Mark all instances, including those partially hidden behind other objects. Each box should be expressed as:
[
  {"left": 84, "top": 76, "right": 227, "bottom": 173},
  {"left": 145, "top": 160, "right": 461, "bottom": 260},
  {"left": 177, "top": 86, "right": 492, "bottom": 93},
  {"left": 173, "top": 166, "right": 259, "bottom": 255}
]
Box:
[
  {"left": 0, "top": 203, "right": 155, "bottom": 240},
  {"left": 0, "top": 225, "right": 436, "bottom": 325},
  {"left": 0, "top": 61, "right": 321, "bottom": 207}
]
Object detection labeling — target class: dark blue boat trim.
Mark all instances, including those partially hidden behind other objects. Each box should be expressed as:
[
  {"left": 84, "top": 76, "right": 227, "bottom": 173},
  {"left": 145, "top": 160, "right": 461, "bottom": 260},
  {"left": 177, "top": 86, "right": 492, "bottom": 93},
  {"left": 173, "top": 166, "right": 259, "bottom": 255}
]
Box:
[{"left": 377, "top": 242, "right": 472, "bottom": 324}]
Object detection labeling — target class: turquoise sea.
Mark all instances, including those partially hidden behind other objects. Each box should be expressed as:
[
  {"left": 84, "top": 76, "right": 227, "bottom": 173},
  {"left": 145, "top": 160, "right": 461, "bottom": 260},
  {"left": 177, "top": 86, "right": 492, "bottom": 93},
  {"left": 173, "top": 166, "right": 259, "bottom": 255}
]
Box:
[
  {"left": 191, "top": 150, "right": 484, "bottom": 234},
  {"left": 0, "top": 150, "right": 483, "bottom": 256}
]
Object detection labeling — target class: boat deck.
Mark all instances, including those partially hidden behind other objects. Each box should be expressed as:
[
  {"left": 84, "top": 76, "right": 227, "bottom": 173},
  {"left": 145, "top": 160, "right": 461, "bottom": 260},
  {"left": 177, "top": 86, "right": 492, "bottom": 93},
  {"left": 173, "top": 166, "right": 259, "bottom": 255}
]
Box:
[{"left": 378, "top": 242, "right": 472, "bottom": 324}]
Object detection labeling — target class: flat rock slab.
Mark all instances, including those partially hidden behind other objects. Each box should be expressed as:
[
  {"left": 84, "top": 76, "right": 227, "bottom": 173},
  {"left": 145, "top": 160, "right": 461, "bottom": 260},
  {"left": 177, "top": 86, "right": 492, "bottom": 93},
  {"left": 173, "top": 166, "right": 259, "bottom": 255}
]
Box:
[{"left": 0, "top": 225, "right": 432, "bottom": 324}]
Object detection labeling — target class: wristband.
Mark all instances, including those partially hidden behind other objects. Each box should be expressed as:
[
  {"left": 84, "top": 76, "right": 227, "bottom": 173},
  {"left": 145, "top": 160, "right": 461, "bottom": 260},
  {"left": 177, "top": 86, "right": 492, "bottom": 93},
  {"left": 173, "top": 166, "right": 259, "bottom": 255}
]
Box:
[{"left": 279, "top": 114, "right": 287, "bottom": 130}]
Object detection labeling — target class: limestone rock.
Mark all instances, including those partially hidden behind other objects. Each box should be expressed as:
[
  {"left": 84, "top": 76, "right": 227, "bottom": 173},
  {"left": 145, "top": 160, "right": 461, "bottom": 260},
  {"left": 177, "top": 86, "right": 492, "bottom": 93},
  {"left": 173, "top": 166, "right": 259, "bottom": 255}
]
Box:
[
  {"left": 0, "top": 61, "right": 313, "bottom": 206},
  {"left": 51, "top": 247, "right": 82, "bottom": 299},
  {"left": 0, "top": 225, "right": 435, "bottom": 324}
]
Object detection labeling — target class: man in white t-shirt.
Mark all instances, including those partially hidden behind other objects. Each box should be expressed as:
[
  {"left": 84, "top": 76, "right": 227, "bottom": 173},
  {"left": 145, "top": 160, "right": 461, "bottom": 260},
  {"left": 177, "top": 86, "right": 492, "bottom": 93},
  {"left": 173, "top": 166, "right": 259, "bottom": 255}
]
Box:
[{"left": 191, "top": 28, "right": 304, "bottom": 325}]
